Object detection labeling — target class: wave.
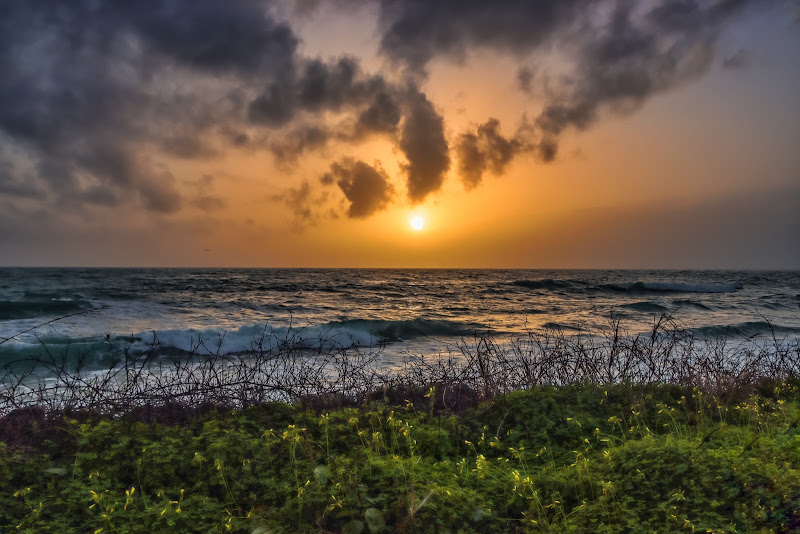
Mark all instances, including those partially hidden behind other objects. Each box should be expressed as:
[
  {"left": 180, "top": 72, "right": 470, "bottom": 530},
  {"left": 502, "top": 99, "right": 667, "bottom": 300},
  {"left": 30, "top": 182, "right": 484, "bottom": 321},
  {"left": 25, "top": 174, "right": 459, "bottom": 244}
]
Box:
[
  {"left": 0, "top": 298, "right": 95, "bottom": 321},
  {"left": 542, "top": 321, "right": 581, "bottom": 331},
  {"left": 0, "top": 317, "right": 484, "bottom": 368},
  {"left": 318, "top": 318, "right": 481, "bottom": 342},
  {"left": 512, "top": 279, "right": 741, "bottom": 295},
  {"left": 620, "top": 301, "right": 670, "bottom": 313},
  {"left": 687, "top": 321, "right": 800, "bottom": 339},
  {"left": 672, "top": 299, "right": 712, "bottom": 310},
  {"left": 599, "top": 281, "right": 742, "bottom": 294}
]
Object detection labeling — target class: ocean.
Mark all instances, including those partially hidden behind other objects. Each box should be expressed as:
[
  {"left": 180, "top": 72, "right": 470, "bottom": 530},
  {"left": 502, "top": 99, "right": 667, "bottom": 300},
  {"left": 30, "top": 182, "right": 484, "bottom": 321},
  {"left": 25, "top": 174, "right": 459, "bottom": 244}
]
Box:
[{"left": 1, "top": 268, "right": 798, "bottom": 381}]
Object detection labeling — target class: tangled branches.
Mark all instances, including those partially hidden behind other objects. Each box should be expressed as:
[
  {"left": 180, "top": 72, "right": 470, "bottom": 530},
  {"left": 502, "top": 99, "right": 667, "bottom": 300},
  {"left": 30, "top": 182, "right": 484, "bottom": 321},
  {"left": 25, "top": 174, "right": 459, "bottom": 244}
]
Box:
[{"left": 1, "top": 316, "right": 798, "bottom": 419}]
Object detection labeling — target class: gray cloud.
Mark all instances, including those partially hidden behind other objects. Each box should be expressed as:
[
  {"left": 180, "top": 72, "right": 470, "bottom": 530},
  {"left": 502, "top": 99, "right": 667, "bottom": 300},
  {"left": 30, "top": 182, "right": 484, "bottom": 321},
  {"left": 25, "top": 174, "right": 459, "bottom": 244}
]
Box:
[
  {"left": 456, "top": 118, "right": 515, "bottom": 190},
  {"left": 325, "top": 159, "right": 395, "bottom": 218},
  {"left": 272, "top": 180, "right": 318, "bottom": 224},
  {"left": 378, "top": 0, "right": 761, "bottom": 157},
  {"left": 287, "top": 181, "right": 314, "bottom": 221},
  {"left": 456, "top": 117, "right": 562, "bottom": 189},
  {"left": 0, "top": 0, "right": 300, "bottom": 214},
  {"left": 139, "top": 171, "right": 183, "bottom": 214},
  {"left": 249, "top": 56, "right": 391, "bottom": 127},
  {"left": 722, "top": 48, "right": 751, "bottom": 69},
  {"left": 516, "top": 67, "right": 535, "bottom": 94},
  {"left": 189, "top": 175, "right": 225, "bottom": 212},
  {"left": 0, "top": 156, "right": 47, "bottom": 200},
  {"left": 358, "top": 92, "right": 402, "bottom": 135},
  {"left": 269, "top": 125, "right": 330, "bottom": 163},
  {"left": 533, "top": 3, "right": 722, "bottom": 138},
  {"left": 0, "top": 0, "right": 770, "bottom": 227},
  {"left": 378, "top": 0, "right": 582, "bottom": 72},
  {"left": 399, "top": 89, "right": 451, "bottom": 202}
]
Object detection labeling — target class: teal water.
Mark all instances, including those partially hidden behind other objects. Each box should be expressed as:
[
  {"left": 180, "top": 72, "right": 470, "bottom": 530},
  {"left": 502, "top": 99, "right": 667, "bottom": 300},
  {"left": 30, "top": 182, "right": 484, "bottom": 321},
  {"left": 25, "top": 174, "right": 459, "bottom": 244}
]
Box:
[{"left": 1, "top": 268, "right": 798, "bottom": 375}]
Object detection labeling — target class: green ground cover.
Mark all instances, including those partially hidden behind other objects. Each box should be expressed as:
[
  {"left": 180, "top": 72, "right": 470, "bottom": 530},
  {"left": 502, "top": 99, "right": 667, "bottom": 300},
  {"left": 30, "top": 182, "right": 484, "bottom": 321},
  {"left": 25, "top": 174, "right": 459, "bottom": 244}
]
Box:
[{"left": 2, "top": 381, "right": 799, "bottom": 533}]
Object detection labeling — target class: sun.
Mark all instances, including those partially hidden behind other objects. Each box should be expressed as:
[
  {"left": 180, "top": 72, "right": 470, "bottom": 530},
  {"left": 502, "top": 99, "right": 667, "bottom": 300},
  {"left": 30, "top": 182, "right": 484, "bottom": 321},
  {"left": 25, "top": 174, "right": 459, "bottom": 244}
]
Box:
[{"left": 410, "top": 215, "right": 425, "bottom": 231}]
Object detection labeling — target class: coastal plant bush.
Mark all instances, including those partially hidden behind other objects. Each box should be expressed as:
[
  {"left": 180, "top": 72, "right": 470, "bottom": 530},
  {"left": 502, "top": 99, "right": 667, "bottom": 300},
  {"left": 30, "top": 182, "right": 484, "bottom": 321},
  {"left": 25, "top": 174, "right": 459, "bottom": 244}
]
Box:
[
  {"left": 1, "top": 380, "right": 799, "bottom": 532},
  {"left": 2, "top": 316, "right": 798, "bottom": 417},
  {"left": 1, "top": 319, "right": 799, "bottom": 531}
]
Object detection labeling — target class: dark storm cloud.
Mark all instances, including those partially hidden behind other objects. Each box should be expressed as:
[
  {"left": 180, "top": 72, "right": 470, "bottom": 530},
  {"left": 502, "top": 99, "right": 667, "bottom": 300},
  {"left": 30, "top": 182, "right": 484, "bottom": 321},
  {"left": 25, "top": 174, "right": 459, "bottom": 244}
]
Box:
[
  {"left": 258, "top": 72, "right": 446, "bottom": 204},
  {"left": 378, "top": 0, "right": 760, "bottom": 158},
  {"left": 399, "top": 89, "right": 450, "bottom": 202},
  {"left": 456, "top": 116, "right": 563, "bottom": 188},
  {"left": 357, "top": 92, "right": 402, "bottom": 134},
  {"left": 378, "top": 0, "right": 582, "bottom": 72},
  {"left": 0, "top": 0, "right": 455, "bottom": 220},
  {"left": 118, "top": 0, "right": 298, "bottom": 75},
  {"left": 249, "top": 56, "right": 391, "bottom": 127},
  {"left": 456, "top": 119, "right": 515, "bottom": 190},
  {"left": 269, "top": 125, "right": 330, "bottom": 163},
  {"left": 325, "top": 159, "right": 394, "bottom": 218},
  {"left": 0, "top": 0, "right": 767, "bottom": 225},
  {"left": 532, "top": 1, "right": 725, "bottom": 139},
  {"left": 0, "top": 0, "right": 297, "bottom": 213}
]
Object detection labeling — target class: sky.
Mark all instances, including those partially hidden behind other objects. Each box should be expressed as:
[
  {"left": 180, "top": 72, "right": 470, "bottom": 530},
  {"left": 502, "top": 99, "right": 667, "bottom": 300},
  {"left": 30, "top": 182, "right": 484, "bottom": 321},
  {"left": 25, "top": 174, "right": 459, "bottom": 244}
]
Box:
[{"left": 1, "top": 0, "right": 798, "bottom": 269}]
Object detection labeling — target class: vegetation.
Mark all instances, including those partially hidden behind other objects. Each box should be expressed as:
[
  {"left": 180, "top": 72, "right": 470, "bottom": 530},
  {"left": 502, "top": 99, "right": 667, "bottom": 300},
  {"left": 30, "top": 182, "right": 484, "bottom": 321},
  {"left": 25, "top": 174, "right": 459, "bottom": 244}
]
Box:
[
  {"left": 2, "top": 319, "right": 799, "bottom": 532},
  {"left": 2, "top": 379, "right": 799, "bottom": 533}
]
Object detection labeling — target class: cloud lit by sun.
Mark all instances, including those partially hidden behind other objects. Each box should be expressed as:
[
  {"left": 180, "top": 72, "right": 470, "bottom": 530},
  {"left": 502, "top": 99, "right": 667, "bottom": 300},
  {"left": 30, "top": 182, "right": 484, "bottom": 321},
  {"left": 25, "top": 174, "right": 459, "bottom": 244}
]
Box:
[{"left": 0, "top": 1, "right": 797, "bottom": 269}]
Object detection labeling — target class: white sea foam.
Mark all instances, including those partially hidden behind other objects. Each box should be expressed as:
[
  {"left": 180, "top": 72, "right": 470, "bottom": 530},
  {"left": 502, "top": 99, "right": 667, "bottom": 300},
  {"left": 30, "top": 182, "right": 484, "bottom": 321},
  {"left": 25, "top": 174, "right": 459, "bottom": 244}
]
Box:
[
  {"left": 131, "top": 322, "right": 384, "bottom": 356},
  {"left": 2, "top": 268, "right": 797, "bottom": 381}
]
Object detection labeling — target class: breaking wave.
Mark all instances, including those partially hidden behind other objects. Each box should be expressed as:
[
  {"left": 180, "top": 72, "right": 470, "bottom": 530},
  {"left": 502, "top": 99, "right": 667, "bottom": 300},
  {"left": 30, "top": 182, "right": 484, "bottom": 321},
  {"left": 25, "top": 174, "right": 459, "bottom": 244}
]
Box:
[{"left": 0, "top": 317, "right": 486, "bottom": 369}]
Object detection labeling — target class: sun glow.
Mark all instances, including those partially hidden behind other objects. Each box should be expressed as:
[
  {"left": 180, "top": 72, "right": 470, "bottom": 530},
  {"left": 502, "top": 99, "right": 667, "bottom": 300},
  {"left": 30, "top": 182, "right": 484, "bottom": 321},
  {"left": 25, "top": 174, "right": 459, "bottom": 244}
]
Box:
[{"left": 410, "top": 215, "right": 425, "bottom": 231}]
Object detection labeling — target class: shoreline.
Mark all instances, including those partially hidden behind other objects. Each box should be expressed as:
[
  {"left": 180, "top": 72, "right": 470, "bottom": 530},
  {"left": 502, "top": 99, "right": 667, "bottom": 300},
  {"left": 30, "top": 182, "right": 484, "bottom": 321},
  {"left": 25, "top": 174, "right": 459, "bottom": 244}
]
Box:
[{"left": 3, "top": 321, "right": 798, "bottom": 418}]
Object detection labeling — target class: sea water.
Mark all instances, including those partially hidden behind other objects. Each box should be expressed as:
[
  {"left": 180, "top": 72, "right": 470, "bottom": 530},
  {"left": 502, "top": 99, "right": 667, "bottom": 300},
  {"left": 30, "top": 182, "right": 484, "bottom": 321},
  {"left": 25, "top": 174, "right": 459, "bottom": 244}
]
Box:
[{"left": 1, "top": 268, "right": 798, "bottom": 378}]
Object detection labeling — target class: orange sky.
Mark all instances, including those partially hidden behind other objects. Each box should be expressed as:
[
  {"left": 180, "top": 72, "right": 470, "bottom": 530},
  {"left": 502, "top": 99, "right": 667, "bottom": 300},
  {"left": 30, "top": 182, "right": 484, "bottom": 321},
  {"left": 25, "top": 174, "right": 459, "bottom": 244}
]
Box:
[{"left": 1, "top": 1, "right": 798, "bottom": 268}]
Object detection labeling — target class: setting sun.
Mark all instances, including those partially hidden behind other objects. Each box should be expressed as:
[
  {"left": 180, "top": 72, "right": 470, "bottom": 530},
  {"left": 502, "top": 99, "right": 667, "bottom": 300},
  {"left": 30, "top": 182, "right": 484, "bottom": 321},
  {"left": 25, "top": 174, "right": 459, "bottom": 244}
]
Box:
[{"left": 410, "top": 215, "right": 425, "bottom": 231}]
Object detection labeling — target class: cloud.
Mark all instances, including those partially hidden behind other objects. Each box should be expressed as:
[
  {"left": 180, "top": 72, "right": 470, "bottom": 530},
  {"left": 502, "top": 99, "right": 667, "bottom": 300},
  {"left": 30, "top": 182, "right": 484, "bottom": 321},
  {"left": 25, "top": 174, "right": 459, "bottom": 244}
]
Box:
[
  {"left": 722, "top": 48, "right": 751, "bottom": 69},
  {"left": 399, "top": 89, "right": 450, "bottom": 202},
  {"left": 286, "top": 181, "right": 315, "bottom": 221},
  {"left": 0, "top": 0, "right": 300, "bottom": 213},
  {"left": 456, "top": 116, "right": 562, "bottom": 188},
  {"left": 516, "top": 67, "right": 535, "bottom": 94},
  {"left": 325, "top": 159, "right": 395, "bottom": 218},
  {"left": 456, "top": 118, "right": 515, "bottom": 190},
  {"left": 118, "top": 0, "right": 298, "bottom": 75},
  {"left": 533, "top": 3, "right": 722, "bottom": 139},
  {"left": 269, "top": 125, "right": 330, "bottom": 163},
  {"left": 249, "top": 56, "right": 392, "bottom": 127},
  {"left": 139, "top": 173, "right": 183, "bottom": 213},
  {"left": 358, "top": 92, "right": 402, "bottom": 134},
  {"left": 189, "top": 175, "right": 225, "bottom": 212},
  {"left": 0, "top": 0, "right": 770, "bottom": 227},
  {"left": 0, "top": 156, "right": 47, "bottom": 200},
  {"left": 378, "top": 0, "right": 582, "bottom": 73},
  {"left": 378, "top": 0, "right": 760, "bottom": 157},
  {"left": 271, "top": 180, "right": 322, "bottom": 225},
  {"left": 256, "top": 74, "right": 447, "bottom": 204}
]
